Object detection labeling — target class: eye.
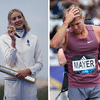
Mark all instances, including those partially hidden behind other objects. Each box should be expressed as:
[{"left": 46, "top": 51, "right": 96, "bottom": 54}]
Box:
[
  {"left": 12, "top": 17, "right": 16, "bottom": 20},
  {"left": 70, "top": 24, "right": 74, "bottom": 27},
  {"left": 76, "top": 23, "right": 79, "bottom": 25},
  {"left": 76, "top": 22, "right": 80, "bottom": 25},
  {"left": 18, "top": 15, "right": 22, "bottom": 19}
]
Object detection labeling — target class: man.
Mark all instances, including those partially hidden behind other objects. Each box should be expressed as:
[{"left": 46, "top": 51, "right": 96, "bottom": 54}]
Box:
[{"left": 52, "top": 5, "right": 100, "bottom": 100}]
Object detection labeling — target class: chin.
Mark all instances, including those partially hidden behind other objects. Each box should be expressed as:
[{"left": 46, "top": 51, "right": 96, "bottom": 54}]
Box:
[
  {"left": 16, "top": 26, "right": 23, "bottom": 30},
  {"left": 75, "top": 31, "right": 81, "bottom": 35}
]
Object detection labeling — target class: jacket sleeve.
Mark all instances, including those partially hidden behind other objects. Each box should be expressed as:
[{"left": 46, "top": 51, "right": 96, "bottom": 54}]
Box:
[
  {"left": 29, "top": 38, "right": 43, "bottom": 76},
  {"left": 0, "top": 36, "right": 17, "bottom": 67}
]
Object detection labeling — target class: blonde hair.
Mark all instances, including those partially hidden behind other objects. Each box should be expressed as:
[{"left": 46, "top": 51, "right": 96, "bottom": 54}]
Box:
[
  {"left": 8, "top": 9, "right": 31, "bottom": 32},
  {"left": 63, "top": 5, "right": 82, "bottom": 22}
]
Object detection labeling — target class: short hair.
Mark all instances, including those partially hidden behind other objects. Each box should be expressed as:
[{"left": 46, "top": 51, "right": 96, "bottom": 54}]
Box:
[
  {"left": 63, "top": 5, "right": 82, "bottom": 22},
  {"left": 8, "top": 9, "right": 31, "bottom": 32}
]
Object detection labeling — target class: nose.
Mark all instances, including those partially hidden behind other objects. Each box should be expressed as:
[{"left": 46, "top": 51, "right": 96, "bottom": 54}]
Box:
[
  {"left": 74, "top": 25, "right": 78, "bottom": 30},
  {"left": 16, "top": 17, "right": 19, "bottom": 22}
]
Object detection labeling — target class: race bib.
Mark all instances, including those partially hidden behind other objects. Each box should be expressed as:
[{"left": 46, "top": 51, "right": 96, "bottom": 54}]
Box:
[{"left": 72, "top": 54, "right": 95, "bottom": 74}]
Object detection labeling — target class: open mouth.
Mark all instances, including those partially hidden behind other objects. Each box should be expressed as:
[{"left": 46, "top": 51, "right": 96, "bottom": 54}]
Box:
[{"left": 15, "top": 21, "right": 23, "bottom": 26}]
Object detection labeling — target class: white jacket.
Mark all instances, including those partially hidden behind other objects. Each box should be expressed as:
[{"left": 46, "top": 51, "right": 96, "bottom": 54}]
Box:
[{"left": 0, "top": 31, "right": 43, "bottom": 77}]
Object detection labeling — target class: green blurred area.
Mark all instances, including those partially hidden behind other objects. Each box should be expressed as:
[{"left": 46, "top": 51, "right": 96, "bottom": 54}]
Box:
[
  {"left": 0, "top": 86, "right": 3, "bottom": 100},
  {"left": 0, "top": 86, "right": 48, "bottom": 100},
  {"left": 37, "top": 86, "right": 48, "bottom": 100}
]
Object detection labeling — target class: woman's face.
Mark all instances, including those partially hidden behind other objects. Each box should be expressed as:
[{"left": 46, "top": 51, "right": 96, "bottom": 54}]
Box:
[{"left": 10, "top": 11, "right": 25, "bottom": 30}]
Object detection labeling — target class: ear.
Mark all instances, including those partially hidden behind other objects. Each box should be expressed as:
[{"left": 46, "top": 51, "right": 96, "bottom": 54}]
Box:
[{"left": 82, "top": 16, "right": 85, "bottom": 21}]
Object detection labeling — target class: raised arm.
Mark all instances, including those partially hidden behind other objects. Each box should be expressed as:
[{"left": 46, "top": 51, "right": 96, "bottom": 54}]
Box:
[
  {"left": 0, "top": 25, "right": 17, "bottom": 67},
  {"left": 51, "top": 7, "right": 80, "bottom": 49}
]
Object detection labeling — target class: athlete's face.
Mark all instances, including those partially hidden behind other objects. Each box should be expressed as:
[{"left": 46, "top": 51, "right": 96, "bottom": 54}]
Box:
[
  {"left": 10, "top": 11, "right": 25, "bottom": 30},
  {"left": 70, "top": 16, "right": 85, "bottom": 35}
]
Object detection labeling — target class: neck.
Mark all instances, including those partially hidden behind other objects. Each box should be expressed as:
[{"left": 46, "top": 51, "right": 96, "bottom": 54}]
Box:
[{"left": 16, "top": 29, "right": 24, "bottom": 32}]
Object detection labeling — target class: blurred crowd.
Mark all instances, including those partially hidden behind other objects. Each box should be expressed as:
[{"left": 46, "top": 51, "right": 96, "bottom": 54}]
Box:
[
  {"left": 50, "top": 0, "right": 100, "bottom": 24},
  {"left": 50, "top": 0, "right": 100, "bottom": 55}
]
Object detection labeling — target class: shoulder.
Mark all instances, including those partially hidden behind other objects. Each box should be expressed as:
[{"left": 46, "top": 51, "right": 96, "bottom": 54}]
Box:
[
  {"left": 92, "top": 25, "right": 100, "bottom": 37},
  {"left": 92, "top": 25, "right": 100, "bottom": 32},
  {"left": 86, "top": 25, "right": 100, "bottom": 35},
  {"left": 91, "top": 25, "right": 100, "bottom": 43}
]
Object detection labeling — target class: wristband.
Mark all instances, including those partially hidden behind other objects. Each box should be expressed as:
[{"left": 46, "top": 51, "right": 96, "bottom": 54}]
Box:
[{"left": 59, "top": 46, "right": 62, "bottom": 49}]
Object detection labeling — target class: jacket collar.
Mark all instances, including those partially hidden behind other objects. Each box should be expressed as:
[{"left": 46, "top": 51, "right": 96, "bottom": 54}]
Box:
[{"left": 15, "top": 29, "right": 27, "bottom": 38}]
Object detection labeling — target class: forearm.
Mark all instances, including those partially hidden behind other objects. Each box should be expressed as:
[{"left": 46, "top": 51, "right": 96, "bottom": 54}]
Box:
[
  {"left": 58, "top": 48, "right": 67, "bottom": 66},
  {"left": 51, "top": 21, "right": 69, "bottom": 49},
  {"left": 29, "top": 62, "right": 43, "bottom": 76},
  {"left": 5, "top": 47, "right": 17, "bottom": 67},
  {"left": 15, "top": 61, "right": 43, "bottom": 79},
  {"left": 58, "top": 55, "right": 67, "bottom": 66},
  {"left": 11, "top": 39, "right": 16, "bottom": 49}
]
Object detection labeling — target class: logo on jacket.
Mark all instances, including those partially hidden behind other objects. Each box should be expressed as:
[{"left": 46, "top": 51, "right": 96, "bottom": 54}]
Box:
[
  {"left": 87, "top": 40, "right": 94, "bottom": 43},
  {"left": 27, "top": 40, "right": 30, "bottom": 46}
]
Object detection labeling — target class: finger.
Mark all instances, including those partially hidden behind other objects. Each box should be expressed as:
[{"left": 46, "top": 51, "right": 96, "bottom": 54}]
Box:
[
  {"left": 75, "top": 14, "right": 80, "bottom": 18},
  {"left": 73, "top": 10, "right": 80, "bottom": 15},
  {"left": 72, "top": 9, "right": 79, "bottom": 14},
  {"left": 70, "top": 7, "right": 75, "bottom": 12},
  {"left": 8, "top": 31, "right": 16, "bottom": 37},
  {"left": 9, "top": 32, "right": 15, "bottom": 35},
  {"left": 15, "top": 73, "right": 24, "bottom": 79},
  {"left": 8, "top": 29, "right": 12, "bottom": 33},
  {"left": 15, "top": 73, "right": 20, "bottom": 77},
  {"left": 17, "top": 75, "right": 24, "bottom": 79}
]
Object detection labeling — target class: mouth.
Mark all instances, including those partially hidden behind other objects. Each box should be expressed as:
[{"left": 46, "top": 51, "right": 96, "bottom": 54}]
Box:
[{"left": 15, "top": 21, "right": 23, "bottom": 26}]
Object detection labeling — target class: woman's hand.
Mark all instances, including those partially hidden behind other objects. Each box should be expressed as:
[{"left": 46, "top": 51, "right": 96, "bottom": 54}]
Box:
[
  {"left": 8, "top": 25, "right": 16, "bottom": 38},
  {"left": 7, "top": 25, "right": 16, "bottom": 49},
  {"left": 15, "top": 68, "right": 32, "bottom": 79}
]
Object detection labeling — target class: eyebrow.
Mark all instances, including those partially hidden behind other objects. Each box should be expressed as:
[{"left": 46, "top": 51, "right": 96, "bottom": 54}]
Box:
[
  {"left": 76, "top": 22, "right": 80, "bottom": 25},
  {"left": 11, "top": 14, "right": 22, "bottom": 18},
  {"left": 71, "top": 22, "right": 81, "bottom": 26}
]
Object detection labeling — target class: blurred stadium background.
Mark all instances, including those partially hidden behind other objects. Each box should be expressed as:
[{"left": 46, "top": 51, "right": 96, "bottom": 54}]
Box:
[{"left": 50, "top": 0, "right": 100, "bottom": 100}]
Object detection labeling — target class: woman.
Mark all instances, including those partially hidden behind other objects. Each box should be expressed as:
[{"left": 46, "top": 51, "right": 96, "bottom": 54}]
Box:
[{"left": 0, "top": 9, "right": 43, "bottom": 100}]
